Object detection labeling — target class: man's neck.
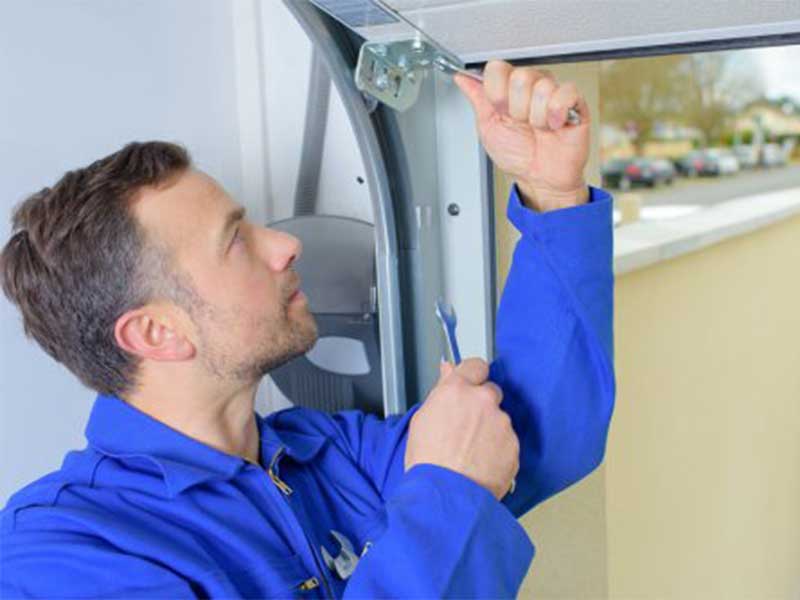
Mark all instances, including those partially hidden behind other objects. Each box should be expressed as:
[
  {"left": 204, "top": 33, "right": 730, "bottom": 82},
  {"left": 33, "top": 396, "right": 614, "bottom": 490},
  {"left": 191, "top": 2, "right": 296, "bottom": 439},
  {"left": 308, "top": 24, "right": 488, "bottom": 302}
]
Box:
[{"left": 125, "top": 372, "right": 261, "bottom": 464}]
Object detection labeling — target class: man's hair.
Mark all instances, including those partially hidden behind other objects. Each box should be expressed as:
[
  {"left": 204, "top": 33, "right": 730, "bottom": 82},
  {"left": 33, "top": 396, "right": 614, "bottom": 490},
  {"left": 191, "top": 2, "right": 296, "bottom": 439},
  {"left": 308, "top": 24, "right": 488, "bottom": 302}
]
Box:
[{"left": 1, "top": 141, "right": 191, "bottom": 397}]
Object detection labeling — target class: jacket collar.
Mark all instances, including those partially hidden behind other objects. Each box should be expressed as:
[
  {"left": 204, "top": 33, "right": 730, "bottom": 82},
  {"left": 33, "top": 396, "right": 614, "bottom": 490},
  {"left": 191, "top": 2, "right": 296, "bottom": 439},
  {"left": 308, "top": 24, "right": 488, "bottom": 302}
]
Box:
[{"left": 85, "top": 394, "right": 328, "bottom": 497}]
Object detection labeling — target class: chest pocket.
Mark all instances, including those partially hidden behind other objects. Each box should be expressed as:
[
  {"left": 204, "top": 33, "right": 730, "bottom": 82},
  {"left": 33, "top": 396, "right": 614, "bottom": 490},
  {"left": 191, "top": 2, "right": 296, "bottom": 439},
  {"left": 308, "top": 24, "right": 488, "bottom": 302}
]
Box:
[{"left": 204, "top": 553, "right": 319, "bottom": 599}]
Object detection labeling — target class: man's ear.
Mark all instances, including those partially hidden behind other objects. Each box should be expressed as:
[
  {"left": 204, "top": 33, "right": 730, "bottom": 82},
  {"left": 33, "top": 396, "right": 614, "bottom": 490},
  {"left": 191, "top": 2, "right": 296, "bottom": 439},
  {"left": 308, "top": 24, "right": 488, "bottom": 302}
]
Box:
[{"left": 114, "top": 306, "right": 195, "bottom": 362}]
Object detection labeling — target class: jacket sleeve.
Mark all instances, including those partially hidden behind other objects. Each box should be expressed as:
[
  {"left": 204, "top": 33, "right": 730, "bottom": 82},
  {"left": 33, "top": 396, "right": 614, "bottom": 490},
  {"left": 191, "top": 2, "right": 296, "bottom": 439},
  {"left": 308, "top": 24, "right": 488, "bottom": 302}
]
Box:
[
  {"left": 342, "top": 463, "right": 534, "bottom": 598},
  {"left": 494, "top": 184, "right": 616, "bottom": 518},
  {"left": 328, "top": 409, "right": 533, "bottom": 597}
]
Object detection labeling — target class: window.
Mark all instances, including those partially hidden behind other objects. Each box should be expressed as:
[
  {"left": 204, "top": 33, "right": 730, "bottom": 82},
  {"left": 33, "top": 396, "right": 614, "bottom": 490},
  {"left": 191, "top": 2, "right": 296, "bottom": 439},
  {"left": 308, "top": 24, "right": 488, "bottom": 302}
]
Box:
[{"left": 599, "top": 46, "right": 800, "bottom": 226}]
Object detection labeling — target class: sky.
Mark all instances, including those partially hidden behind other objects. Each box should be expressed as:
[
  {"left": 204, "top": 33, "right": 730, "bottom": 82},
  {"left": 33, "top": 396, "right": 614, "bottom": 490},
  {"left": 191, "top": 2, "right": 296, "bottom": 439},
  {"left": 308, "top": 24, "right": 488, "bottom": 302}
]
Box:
[{"left": 750, "top": 45, "right": 800, "bottom": 102}]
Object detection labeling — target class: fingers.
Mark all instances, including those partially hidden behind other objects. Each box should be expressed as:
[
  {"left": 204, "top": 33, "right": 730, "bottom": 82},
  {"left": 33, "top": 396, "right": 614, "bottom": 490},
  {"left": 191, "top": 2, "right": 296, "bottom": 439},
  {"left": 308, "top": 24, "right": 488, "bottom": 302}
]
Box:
[
  {"left": 453, "top": 74, "right": 494, "bottom": 123},
  {"left": 452, "top": 357, "right": 489, "bottom": 386},
  {"left": 507, "top": 67, "right": 552, "bottom": 122},
  {"left": 455, "top": 361, "right": 503, "bottom": 402},
  {"left": 547, "top": 82, "right": 585, "bottom": 130},
  {"left": 529, "top": 76, "right": 557, "bottom": 130},
  {"left": 483, "top": 60, "right": 513, "bottom": 114},
  {"left": 480, "top": 60, "right": 585, "bottom": 131},
  {"left": 482, "top": 381, "right": 504, "bottom": 406}
]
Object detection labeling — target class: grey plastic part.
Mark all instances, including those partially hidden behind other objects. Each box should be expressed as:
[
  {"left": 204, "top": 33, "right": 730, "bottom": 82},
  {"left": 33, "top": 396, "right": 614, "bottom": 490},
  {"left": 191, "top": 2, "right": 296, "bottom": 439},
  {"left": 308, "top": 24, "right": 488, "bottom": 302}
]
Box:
[
  {"left": 269, "top": 215, "right": 376, "bottom": 315},
  {"left": 269, "top": 215, "right": 382, "bottom": 415},
  {"left": 284, "top": 0, "right": 407, "bottom": 416}
]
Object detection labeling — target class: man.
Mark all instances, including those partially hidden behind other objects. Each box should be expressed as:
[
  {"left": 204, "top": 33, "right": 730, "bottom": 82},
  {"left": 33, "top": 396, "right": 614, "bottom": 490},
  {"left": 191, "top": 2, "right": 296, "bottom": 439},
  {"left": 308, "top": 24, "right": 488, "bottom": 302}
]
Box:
[{"left": 0, "top": 61, "right": 614, "bottom": 598}]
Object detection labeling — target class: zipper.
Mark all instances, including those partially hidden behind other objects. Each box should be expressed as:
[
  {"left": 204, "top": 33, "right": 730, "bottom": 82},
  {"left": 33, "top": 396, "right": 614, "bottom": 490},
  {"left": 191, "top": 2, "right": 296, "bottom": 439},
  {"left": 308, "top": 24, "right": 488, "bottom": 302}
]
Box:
[
  {"left": 267, "top": 446, "right": 294, "bottom": 496},
  {"left": 297, "top": 576, "right": 320, "bottom": 591},
  {"left": 266, "top": 445, "right": 335, "bottom": 599}
]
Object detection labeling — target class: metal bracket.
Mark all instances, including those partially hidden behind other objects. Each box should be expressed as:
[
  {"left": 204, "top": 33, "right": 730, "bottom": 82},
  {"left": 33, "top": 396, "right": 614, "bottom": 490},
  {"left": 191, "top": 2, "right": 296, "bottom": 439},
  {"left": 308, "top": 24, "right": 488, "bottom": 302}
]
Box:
[{"left": 355, "top": 38, "right": 464, "bottom": 112}]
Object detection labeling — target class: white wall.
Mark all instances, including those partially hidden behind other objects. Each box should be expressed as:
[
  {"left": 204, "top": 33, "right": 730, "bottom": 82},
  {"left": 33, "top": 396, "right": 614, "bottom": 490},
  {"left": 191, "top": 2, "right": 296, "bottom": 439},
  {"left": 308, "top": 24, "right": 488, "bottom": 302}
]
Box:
[
  {"left": 0, "top": 0, "right": 375, "bottom": 504},
  {"left": 0, "top": 0, "right": 248, "bottom": 504},
  {"left": 259, "top": 1, "right": 373, "bottom": 223}
]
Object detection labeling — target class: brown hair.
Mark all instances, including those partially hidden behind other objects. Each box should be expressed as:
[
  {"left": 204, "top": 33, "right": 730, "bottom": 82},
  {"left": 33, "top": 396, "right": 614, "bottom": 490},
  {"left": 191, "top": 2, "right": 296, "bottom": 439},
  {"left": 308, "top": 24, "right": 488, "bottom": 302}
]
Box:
[{"left": 1, "top": 141, "right": 191, "bottom": 396}]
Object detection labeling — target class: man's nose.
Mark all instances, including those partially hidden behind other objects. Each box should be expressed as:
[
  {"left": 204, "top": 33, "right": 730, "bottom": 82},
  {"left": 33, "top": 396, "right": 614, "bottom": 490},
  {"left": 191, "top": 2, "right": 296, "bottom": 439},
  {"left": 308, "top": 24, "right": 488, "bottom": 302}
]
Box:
[{"left": 263, "top": 228, "right": 302, "bottom": 272}]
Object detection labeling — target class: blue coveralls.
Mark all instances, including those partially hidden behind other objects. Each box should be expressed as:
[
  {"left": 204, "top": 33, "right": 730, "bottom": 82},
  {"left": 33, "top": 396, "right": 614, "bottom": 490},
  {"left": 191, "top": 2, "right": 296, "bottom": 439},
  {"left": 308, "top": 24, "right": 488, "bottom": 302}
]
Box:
[{"left": 0, "top": 185, "right": 615, "bottom": 599}]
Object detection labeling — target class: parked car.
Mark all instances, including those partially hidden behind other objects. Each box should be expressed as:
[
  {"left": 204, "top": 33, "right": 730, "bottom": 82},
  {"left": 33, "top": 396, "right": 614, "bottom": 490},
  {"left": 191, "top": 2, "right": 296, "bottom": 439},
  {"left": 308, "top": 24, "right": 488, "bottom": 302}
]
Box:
[
  {"left": 701, "top": 148, "right": 740, "bottom": 175},
  {"left": 602, "top": 157, "right": 674, "bottom": 190},
  {"left": 762, "top": 143, "right": 787, "bottom": 168},
  {"left": 732, "top": 145, "right": 759, "bottom": 169},
  {"left": 675, "top": 151, "right": 707, "bottom": 177},
  {"left": 651, "top": 158, "right": 676, "bottom": 185}
]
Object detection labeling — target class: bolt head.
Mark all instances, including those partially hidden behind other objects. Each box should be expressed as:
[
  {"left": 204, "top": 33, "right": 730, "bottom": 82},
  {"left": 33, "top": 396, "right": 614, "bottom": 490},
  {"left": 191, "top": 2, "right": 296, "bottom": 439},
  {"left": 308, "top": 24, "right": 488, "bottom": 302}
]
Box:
[{"left": 375, "top": 72, "right": 389, "bottom": 91}]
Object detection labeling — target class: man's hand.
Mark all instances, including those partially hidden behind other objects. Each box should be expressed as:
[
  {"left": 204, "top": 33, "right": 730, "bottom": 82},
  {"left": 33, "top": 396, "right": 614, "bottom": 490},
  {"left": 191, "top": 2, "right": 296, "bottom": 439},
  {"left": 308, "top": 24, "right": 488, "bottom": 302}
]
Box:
[
  {"left": 404, "top": 358, "right": 519, "bottom": 501},
  {"left": 454, "top": 60, "right": 591, "bottom": 212}
]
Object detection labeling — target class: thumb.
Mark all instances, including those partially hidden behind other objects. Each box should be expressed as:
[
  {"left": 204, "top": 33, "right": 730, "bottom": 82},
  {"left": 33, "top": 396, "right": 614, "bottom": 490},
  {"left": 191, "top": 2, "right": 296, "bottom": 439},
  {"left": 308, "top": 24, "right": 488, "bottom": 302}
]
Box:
[{"left": 453, "top": 73, "right": 494, "bottom": 123}]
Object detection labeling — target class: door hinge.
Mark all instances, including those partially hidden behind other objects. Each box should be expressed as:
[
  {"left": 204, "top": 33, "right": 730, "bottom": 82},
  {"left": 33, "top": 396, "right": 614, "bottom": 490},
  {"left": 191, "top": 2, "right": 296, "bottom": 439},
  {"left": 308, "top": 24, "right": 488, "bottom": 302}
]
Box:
[{"left": 355, "top": 38, "right": 465, "bottom": 112}]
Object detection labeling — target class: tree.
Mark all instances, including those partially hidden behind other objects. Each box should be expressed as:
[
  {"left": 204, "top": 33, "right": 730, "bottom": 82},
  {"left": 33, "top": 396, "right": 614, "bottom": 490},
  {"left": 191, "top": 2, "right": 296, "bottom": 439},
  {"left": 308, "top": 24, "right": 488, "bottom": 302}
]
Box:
[
  {"left": 600, "top": 51, "right": 765, "bottom": 149},
  {"left": 678, "top": 51, "right": 764, "bottom": 145},
  {"left": 600, "top": 55, "right": 687, "bottom": 152}
]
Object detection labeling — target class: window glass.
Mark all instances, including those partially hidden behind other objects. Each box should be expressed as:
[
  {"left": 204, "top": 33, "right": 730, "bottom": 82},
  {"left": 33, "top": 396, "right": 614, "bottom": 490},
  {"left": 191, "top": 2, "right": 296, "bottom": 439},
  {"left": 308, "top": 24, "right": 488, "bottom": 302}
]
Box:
[{"left": 600, "top": 46, "right": 800, "bottom": 225}]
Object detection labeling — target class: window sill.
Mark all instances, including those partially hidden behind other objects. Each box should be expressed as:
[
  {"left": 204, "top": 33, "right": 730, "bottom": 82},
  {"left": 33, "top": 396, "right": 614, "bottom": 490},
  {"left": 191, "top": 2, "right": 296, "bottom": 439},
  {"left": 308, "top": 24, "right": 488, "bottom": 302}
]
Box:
[{"left": 613, "top": 187, "right": 800, "bottom": 275}]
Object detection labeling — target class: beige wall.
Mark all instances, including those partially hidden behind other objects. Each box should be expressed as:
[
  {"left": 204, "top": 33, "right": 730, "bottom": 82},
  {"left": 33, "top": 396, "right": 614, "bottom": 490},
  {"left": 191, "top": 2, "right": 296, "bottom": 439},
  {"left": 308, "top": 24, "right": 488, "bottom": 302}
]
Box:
[
  {"left": 609, "top": 213, "right": 800, "bottom": 599},
  {"left": 494, "top": 61, "right": 800, "bottom": 598}
]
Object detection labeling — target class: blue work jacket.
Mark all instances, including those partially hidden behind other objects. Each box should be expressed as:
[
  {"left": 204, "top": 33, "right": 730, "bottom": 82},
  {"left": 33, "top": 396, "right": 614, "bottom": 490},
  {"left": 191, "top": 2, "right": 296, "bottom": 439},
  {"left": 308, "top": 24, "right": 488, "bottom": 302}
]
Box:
[{"left": 1, "top": 186, "right": 615, "bottom": 599}]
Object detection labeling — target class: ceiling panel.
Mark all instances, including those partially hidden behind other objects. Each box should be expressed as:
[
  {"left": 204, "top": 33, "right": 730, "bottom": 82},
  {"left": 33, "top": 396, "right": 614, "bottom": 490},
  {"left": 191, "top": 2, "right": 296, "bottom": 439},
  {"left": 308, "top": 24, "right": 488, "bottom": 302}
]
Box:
[{"left": 347, "top": 0, "right": 800, "bottom": 63}]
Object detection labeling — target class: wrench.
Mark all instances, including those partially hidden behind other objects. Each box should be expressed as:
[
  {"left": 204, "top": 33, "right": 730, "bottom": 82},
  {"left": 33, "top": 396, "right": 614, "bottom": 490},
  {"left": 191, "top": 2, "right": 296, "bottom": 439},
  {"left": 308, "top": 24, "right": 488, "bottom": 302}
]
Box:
[{"left": 434, "top": 298, "right": 516, "bottom": 496}]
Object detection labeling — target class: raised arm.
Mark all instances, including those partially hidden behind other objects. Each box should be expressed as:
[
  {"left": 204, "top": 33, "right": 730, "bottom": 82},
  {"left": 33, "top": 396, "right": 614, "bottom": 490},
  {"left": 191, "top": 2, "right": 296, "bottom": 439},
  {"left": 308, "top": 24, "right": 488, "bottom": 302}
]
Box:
[
  {"left": 454, "top": 61, "right": 615, "bottom": 517},
  {"left": 493, "top": 184, "right": 615, "bottom": 518}
]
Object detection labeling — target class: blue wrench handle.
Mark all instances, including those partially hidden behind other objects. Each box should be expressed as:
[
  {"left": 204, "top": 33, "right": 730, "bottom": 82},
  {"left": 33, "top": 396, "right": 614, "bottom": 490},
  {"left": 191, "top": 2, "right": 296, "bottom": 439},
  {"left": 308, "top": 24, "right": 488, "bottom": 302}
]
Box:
[{"left": 443, "top": 320, "right": 462, "bottom": 365}]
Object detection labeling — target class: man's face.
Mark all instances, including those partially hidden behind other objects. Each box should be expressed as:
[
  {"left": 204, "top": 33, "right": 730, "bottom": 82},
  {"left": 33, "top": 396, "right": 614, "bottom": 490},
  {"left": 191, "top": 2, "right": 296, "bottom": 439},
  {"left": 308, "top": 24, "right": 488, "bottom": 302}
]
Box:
[{"left": 133, "top": 169, "right": 318, "bottom": 383}]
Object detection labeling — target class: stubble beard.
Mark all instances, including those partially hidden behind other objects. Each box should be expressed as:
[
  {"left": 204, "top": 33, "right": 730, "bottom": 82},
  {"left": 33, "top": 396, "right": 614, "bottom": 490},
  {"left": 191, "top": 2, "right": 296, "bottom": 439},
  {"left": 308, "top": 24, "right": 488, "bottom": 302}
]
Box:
[
  {"left": 245, "top": 302, "right": 318, "bottom": 380},
  {"left": 198, "top": 297, "right": 318, "bottom": 385}
]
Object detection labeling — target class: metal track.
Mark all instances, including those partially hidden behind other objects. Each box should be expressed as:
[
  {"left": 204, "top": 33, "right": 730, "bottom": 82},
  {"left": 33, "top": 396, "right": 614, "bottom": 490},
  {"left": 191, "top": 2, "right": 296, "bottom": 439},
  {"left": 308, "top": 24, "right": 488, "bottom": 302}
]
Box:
[{"left": 284, "top": 0, "right": 408, "bottom": 415}]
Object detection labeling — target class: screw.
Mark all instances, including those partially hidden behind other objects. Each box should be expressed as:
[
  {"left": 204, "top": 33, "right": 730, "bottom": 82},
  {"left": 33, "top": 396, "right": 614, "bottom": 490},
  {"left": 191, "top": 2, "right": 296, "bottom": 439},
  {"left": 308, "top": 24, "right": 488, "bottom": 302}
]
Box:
[
  {"left": 447, "top": 203, "right": 460, "bottom": 216},
  {"left": 375, "top": 72, "right": 389, "bottom": 91},
  {"left": 356, "top": 176, "right": 365, "bottom": 184}
]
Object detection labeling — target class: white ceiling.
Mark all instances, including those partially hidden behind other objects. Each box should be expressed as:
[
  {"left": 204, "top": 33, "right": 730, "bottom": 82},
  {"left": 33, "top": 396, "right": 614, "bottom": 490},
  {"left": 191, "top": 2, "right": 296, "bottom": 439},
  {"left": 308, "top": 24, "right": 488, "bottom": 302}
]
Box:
[{"left": 352, "top": 0, "right": 800, "bottom": 63}]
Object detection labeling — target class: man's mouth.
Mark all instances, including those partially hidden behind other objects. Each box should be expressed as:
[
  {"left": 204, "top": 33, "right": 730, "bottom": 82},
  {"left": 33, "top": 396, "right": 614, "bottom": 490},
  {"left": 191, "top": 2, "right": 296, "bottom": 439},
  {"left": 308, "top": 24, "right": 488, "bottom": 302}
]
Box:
[{"left": 285, "top": 272, "right": 306, "bottom": 306}]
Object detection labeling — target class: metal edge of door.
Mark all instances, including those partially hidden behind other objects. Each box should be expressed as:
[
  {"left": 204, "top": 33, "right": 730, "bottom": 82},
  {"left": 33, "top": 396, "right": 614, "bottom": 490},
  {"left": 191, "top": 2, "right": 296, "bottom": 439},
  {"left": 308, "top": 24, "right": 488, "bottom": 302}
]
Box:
[
  {"left": 283, "top": 0, "right": 408, "bottom": 416},
  {"left": 480, "top": 150, "right": 497, "bottom": 361}
]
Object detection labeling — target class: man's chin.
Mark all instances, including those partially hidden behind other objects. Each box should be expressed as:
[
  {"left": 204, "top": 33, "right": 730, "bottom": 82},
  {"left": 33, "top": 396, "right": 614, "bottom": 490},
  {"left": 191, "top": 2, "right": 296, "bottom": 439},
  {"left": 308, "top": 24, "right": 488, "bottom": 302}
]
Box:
[
  {"left": 295, "top": 309, "right": 318, "bottom": 346},
  {"left": 252, "top": 327, "right": 317, "bottom": 380}
]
